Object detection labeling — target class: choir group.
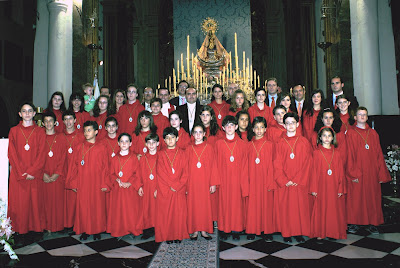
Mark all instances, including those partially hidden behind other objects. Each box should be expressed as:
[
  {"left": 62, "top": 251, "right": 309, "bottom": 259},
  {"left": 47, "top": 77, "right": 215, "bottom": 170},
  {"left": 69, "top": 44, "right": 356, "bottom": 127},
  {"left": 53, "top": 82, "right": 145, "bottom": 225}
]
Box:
[{"left": 7, "top": 76, "right": 392, "bottom": 246}]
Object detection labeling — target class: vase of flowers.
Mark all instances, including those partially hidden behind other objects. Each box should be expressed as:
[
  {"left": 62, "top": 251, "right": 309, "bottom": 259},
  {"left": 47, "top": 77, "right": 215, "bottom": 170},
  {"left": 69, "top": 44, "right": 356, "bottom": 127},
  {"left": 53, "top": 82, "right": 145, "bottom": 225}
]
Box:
[
  {"left": 385, "top": 144, "right": 400, "bottom": 197},
  {"left": 0, "top": 198, "right": 18, "bottom": 260}
]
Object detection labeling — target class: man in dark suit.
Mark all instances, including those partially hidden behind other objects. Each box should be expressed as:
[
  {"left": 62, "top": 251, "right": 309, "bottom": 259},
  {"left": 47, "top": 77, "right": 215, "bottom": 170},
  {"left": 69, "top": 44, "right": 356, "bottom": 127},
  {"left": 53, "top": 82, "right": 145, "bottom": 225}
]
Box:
[
  {"left": 292, "top": 84, "right": 305, "bottom": 118},
  {"left": 328, "top": 76, "right": 359, "bottom": 109},
  {"left": 265, "top": 77, "right": 279, "bottom": 108},
  {"left": 177, "top": 87, "right": 203, "bottom": 134},
  {"left": 170, "top": 80, "right": 189, "bottom": 107}
]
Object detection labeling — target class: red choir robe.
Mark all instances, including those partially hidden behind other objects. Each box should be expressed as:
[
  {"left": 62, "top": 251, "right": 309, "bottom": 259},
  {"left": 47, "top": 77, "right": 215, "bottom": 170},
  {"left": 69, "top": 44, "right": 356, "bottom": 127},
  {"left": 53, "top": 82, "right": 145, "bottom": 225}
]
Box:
[
  {"left": 155, "top": 148, "right": 189, "bottom": 242},
  {"left": 44, "top": 108, "right": 65, "bottom": 134},
  {"left": 215, "top": 135, "right": 249, "bottom": 233},
  {"left": 132, "top": 130, "right": 151, "bottom": 155},
  {"left": 116, "top": 101, "right": 144, "bottom": 134},
  {"left": 208, "top": 101, "right": 229, "bottom": 128},
  {"left": 273, "top": 132, "right": 312, "bottom": 237},
  {"left": 310, "top": 130, "right": 347, "bottom": 156},
  {"left": 190, "top": 127, "right": 224, "bottom": 146},
  {"left": 310, "top": 145, "right": 347, "bottom": 239},
  {"left": 139, "top": 153, "right": 158, "bottom": 229},
  {"left": 302, "top": 109, "right": 320, "bottom": 143},
  {"left": 266, "top": 123, "right": 286, "bottom": 143},
  {"left": 346, "top": 125, "right": 391, "bottom": 225},
  {"left": 41, "top": 133, "right": 67, "bottom": 231},
  {"left": 161, "top": 128, "right": 191, "bottom": 151},
  {"left": 339, "top": 112, "right": 350, "bottom": 134},
  {"left": 246, "top": 136, "right": 276, "bottom": 235},
  {"left": 66, "top": 140, "right": 108, "bottom": 234},
  {"left": 7, "top": 122, "right": 47, "bottom": 234},
  {"left": 239, "top": 131, "right": 249, "bottom": 142},
  {"left": 248, "top": 103, "right": 273, "bottom": 126},
  {"left": 106, "top": 151, "right": 143, "bottom": 237},
  {"left": 92, "top": 112, "right": 109, "bottom": 141},
  {"left": 187, "top": 142, "right": 219, "bottom": 234},
  {"left": 74, "top": 111, "right": 91, "bottom": 132},
  {"left": 228, "top": 107, "right": 242, "bottom": 118},
  {"left": 62, "top": 130, "right": 85, "bottom": 228},
  {"left": 152, "top": 113, "right": 170, "bottom": 141}
]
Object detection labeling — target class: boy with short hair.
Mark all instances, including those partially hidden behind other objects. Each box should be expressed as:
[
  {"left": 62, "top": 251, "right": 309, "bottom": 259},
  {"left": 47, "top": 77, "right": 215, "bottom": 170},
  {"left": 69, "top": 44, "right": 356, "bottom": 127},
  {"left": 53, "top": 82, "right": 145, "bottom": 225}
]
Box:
[
  {"left": 66, "top": 121, "right": 108, "bottom": 240},
  {"left": 8, "top": 102, "right": 47, "bottom": 244},
  {"left": 215, "top": 115, "right": 249, "bottom": 240},
  {"left": 266, "top": 105, "right": 287, "bottom": 143},
  {"left": 151, "top": 98, "right": 170, "bottom": 141},
  {"left": 139, "top": 133, "right": 160, "bottom": 240},
  {"left": 346, "top": 107, "right": 391, "bottom": 234},
  {"left": 117, "top": 84, "right": 144, "bottom": 134},
  {"left": 155, "top": 127, "right": 189, "bottom": 243},
  {"left": 274, "top": 112, "right": 312, "bottom": 243},
  {"left": 83, "top": 83, "right": 96, "bottom": 112}
]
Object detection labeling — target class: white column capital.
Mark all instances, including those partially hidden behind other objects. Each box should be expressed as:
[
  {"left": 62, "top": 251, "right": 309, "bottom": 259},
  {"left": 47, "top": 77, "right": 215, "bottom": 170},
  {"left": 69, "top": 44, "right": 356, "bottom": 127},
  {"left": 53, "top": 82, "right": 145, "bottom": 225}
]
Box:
[{"left": 47, "top": 0, "right": 68, "bottom": 13}]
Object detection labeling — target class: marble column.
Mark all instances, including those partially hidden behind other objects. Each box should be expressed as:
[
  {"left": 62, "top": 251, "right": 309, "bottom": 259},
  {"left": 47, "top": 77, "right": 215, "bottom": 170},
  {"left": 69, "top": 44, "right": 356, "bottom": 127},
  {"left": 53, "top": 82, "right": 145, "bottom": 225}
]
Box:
[{"left": 47, "top": 0, "right": 68, "bottom": 101}]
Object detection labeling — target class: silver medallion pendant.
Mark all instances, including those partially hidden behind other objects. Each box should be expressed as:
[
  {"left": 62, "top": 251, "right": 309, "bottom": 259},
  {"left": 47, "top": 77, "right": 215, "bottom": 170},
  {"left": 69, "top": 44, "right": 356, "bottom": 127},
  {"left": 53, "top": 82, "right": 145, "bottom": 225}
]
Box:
[
  {"left": 290, "top": 153, "right": 295, "bottom": 159},
  {"left": 218, "top": 114, "right": 222, "bottom": 119},
  {"left": 24, "top": 144, "right": 30, "bottom": 151},
  {"left": 365, "top": 144, "right": 369, "bottom": 150},
  {"left": 230, "top": 155, "right": 235, "bottom": 162},
  {"left": 68, "top": 147, "right": 73, "bottom": 154},
  {"left": 197, "top": 162, "right": 202, "bottom": 168},
  {"left": 255, "top": 157, "right": 260, "bottom": 164},
  {"left": 81, "top": 160, "right": 85, "bottom": 166},
  {"left": 149, "top": 174, "right": 154, "bottom": 180},
  {"left": 99, "top": 125, "right": 102, "bottom": 130},
  {"left": 129, "top": 117, "right": 133, "bottom": 122},
  {"left": 143, "top": 147, "right": 147, "bottom": 153},
  {"left": 118, "top": 171, "right": 123, "bottom": 177},
  {"left": 48, "top": 151, "right": 54, "bottom": 157},
  {"left": 77, "top": 124, "right": 81, "bottom": 129},
  {"left": 111, "top": 152, "right": 115, "bottom": 157},
  {"left": 172, "top": 168, "right": 175, "bottom": 174},
  {"left": 327, "top": 169, "right": 332, "bottom": 176},
  {"left": 55, "top": 121, "right": 59, "bottom": 126}
]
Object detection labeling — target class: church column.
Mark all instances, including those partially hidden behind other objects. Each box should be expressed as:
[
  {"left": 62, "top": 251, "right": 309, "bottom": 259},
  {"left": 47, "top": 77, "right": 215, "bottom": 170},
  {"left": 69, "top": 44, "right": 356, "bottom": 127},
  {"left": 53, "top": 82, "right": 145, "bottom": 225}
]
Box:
[
  {"left": 47, "top": 0, "right": 69, "bottom": 100},
  {"left": 350, "top": 0, "right": 381, "bottom": 115}
]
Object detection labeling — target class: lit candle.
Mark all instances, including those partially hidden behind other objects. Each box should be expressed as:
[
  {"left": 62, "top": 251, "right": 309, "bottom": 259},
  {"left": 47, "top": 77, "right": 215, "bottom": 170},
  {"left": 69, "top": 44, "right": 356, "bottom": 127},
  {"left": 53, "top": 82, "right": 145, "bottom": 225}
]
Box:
[
  {"left": 181, "top": 53, "right": 184, "bottom": 79},
  {"left": 169, "top": 76, "right": 171, "bottom": 93},
  {"left": 177, "top": 61, "right": 180, "bottom": 82},
  {"left": 243, "top": 51, "right": 245, "bottom": 76},
  {"left": 229, "top": 52, "right": 232, "bottom": 81},
  {"left": 187, "top": 35, "right": 190, "bottom": 79},
  {"left": 235, "top": 33, "right": 239, "bottom": 82},
  {"left": 173, "top": 68, "right": 177, "bottom": 96},
  {"left": 257, "top": 75, "right": 260, "bottom": 88},
  {"left": 165, "top": 79, "right": 167, "bottom": 88}
]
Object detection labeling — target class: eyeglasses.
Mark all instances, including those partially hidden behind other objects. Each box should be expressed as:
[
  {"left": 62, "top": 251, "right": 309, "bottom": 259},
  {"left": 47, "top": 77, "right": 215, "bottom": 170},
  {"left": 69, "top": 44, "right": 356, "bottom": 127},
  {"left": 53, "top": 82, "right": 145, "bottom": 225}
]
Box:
[
  {"left": 127, "top": 91, "right": 137, "bottom": 94},
  {"left": 144, "top": 92, "right": 153, "bottom": 95}
]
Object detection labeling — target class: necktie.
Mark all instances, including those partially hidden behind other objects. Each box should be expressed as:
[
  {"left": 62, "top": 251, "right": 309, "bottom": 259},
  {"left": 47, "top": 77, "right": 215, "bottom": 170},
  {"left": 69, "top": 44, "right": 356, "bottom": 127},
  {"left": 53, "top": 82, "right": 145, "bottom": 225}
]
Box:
[
  {"left": 271, "top": 97, "right": 276, "bottom": 109},
  {"left": 297, "top": 103, "right": 302, "bottom": 117}
]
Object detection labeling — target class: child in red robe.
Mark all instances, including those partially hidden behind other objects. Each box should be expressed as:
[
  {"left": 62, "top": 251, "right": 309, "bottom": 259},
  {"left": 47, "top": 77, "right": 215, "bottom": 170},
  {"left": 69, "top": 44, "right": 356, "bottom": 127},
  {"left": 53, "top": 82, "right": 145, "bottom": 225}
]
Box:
[
  {"left": 274, "top": 112, "right": 312, "bottom": 243},
  {"left": 346, "top": 107, "right": 391, "bottom": 234},
  {"left": 335, "top": 94, "right": 352, "bottom": 134},
  {"left": 167, "top": 110, "right": 191, "bottom": 150},
  {"left": 132, "top": 110, "right": 157, "bottom": 157},
  {"left": 228, "top": 90, "right": 249, "bottom": 117},
  {"left": 8, "top": 103, "right": 46, "bottom": 243},
  {"left": 236, "top": 111, "right": 251, "bottom": 142},
  {"left": 62, "top": 111, "right": 85, "bottom": 231},
  {"left": 151, "top": 98, "right": 170, "bottom": 140},
  {"left": 246, "top": 117, "right": 276, "bottom": 242},
  {"left": 116, "top": 84, "right": 144, "bottom": 134},
  {"left": 41, "top": 111, "right": 67, "bottom": 232},
  {"left": 302, "top": 89, "right": 324, "bottom": 143},
  {"left": 68, "top": 92, "right": 91, "bottom": 132},
  {"left": 139, "top": 133, "right": 159, "bottom": 240},
  {"left": 215, "top": 115, "right": 249, "bottom": 240},
  {"left": 248, "top": 88, "right": 273, "bottom": 125},
  {"left": 208, "top": 84, "right": 229, "bottom": 128},
  {"left": 66, "top": 121, "right": 108, "bottom": 240},
  {"left": 91, "top": 95, "right": 115, "bottom": 141},
  {"left": 45, "top": 91, "right": 66, "bottom": 133},
  {"left": 197, "top": 105, "right": 224, "bottom": 146},
  {"left": 310, "top": 126, "right": 347, "bottom": 241},
  {"left": 155, "top": 127, "right": 189, "bottom": 243},
  {"left": 187, "top": 123, "right": 219, "bottom": 240},
  {"left": 266, "top": 105, "right": 287, "bottom": 143},
  {"left": 106, "top": 133, "right": 143, "bottom": 238}
]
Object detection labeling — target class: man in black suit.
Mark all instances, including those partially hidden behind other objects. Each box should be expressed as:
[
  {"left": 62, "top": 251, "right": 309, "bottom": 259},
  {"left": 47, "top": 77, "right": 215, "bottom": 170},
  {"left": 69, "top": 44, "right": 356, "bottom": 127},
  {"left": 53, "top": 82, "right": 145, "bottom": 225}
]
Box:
[
  {"left": 292, "top": 84, "right": 305, "bottom": 118},
  {"left": 265, "top": 77, "right": 279, "bottom": 108},
  {"left": 170, "top": 80, "right": 189, "bottom": 107},
  {"left": 177, "top": 87, "right": 203, "bottom": 134},
  {"left": 328, "top": 76, "right": 359, "bottom": 109}
]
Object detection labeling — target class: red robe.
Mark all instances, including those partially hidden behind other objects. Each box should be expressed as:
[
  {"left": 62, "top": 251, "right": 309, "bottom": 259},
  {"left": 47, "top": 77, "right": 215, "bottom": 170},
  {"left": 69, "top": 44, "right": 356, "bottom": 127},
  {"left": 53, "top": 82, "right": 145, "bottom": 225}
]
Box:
[
  {"left": 116, "top": 101, "right": 144, "bottom": 134},
  {"left": 339, "top": 112, "right": 350, "bottom": 134},
  {"left": 161, "top": 128, "right": 191, "bottom": 151},
  {"left": 155, "top": 148, "right": 189, "bottom": 242},
  {"left": 208, "top": 101, "right": 229, "bottom": 128},
  {"left": 346, "top": 125, "right": 391, "bottom": 225},
  {"left": 302, "top": 109, "right": 320, "bottom": 143},
  {"left": 187, "top": 142, "right": 219, "bottom": 233},
  {"left": 139, "top": 153, "right": 158, "bottom": 229},
  {"left": 66, "top": 141, "right": 108, "bottom": 234},
  {"left": 248, "top": 103, "right": 273, "bottom": 125},
  {"left": 310, "top": 131, "right": 347, "bottom": 156},
  {"left": 274, "top": 132, "right": 312, "bottom": 237},
  {"left": 246, "top": 137, "right": 276, "bottom": 235},
  {"left": 92, "top": 112, "right": 109, "bottom": 141},
  {"left": 74, "top": 111, "right": 91, "bottom": 132},
  {"left": 44, "top": 108, "right": 65, "bottom": 134},
  {"left": 7, "top": 122, "right": 46, "bottom": 234},
  {"left": 310, "top": 145, "right": 347, "bottom": 239},
  {"left": 228, "top": 107, "right": 242, "bottom": 117},
  {"left": 106, "top": 152, "right": 143, "bottom": 237},
  {"left": 62, "top": 130, "right": 85, "bottom": 228},
  {"left": 215, "top": 135, "right": 249, "bottom": 232},
  {"left": 239, "top": 131, "right": 249, "bottom": 142},
  {"left": 41, "top": 133, "right": 67, "bottom": 231},
  {"left": 266, "top": 123, "right": 286, "bottom": 143},
  {"left": 152, "top": 113, "right": 170, "bottom": 141},
  {"left": 190, "top": 127, "right": 224, "bottom": 146},
  {"left": 132, "top": 130, "right": 151, "bottom": 155}
]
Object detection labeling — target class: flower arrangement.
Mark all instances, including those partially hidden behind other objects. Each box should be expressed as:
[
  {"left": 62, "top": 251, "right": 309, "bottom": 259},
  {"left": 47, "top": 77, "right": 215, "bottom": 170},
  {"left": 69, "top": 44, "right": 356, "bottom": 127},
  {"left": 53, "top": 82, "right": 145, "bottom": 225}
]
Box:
[
  {"left": 385, "top": 144, "right": 400, "bottom": 174},
  {"left": 0, "top": 198, "right": 18, "bottom": 260}
]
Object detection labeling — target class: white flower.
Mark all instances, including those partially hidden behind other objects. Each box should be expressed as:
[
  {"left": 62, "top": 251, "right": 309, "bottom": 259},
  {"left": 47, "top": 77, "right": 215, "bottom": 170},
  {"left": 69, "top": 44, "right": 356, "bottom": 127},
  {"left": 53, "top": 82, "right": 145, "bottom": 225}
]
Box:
[{"left": 393, "top": 165, "right": 399, "bottom": 171}]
